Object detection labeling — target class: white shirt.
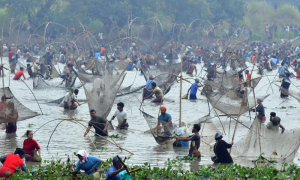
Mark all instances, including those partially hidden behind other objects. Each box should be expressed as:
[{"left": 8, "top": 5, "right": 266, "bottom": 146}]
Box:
[
  {"left": 245, "top": 87, "right": 251, "bottom": 98},
  {"left": 81, "top": 64, "right": 86, "bottom": 71},
  {"left": 113, "top": 110, "right": 127, "bottom": 125},
  {"left": 60, "top": 92, "right": 76, "bottom": 107}
]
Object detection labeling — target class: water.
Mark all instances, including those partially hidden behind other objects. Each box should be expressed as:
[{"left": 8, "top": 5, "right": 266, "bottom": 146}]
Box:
[{"left": 1, "top": 57, "right": 300, "bottom": 170}]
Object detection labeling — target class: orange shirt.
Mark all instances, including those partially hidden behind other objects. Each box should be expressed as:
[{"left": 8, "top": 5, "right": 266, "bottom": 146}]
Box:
[
  {"left": 251, "top": 56, "right": 256, "bottom": 63},
  {"left": 13, "top": 71, "right": 24, "bottom": 80},
  {"left": 100, "top": 47, "right": 106, "bottom": 55}
]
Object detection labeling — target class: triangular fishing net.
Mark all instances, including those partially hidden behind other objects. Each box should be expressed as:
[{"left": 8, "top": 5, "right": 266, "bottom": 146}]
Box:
[
  {"left": 81, "top": 68, "right": 126, "bottom": 126},
  {"left": 0, "top": 87, "right": 38, "bottom": 123},
  {"left": 140, "top": 110, "right": 177, "bottom": 145},
  {"left": 33, "top": 71, "right": 77, "bottom": 89},
  {"left": 231, "top": 119, "right": 300, "bottom": 162},
  {"left": 280, "top": 87, "right": 300, "bottom": 103},
  {"left": 50, "top": 62, "right": 60, "bottom": 78},
  {"left": 33, "top": 74, "right": 50, "bottom": 89}
]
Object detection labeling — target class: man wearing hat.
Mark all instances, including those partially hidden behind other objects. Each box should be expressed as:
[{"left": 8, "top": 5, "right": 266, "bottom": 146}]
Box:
[
  {"left": 157, "top": 106, "right": 172, "bottom": 135},
  {"left": 186, "top": 78, "right": 202, "bottom": 99},
  {"left": 106, "top": 156, "right": 127, "bottom": 180},
  {"left": 213, "top": 133, "right": 233, "bottom": 164},
  {"left": 144, "top": 75, "right": 155, "bottom": 98},
  {"left": 186, "top": 60, "right": 197, "bottom": 75},
  {"left": 266, "top": 112, "right": 285, "bottom": 133}
]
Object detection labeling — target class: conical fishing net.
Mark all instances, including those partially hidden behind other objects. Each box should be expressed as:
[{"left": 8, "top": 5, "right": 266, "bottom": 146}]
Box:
[
  {"left": 50, "top": 62, "right": 60, "bottom": 78},
  {"left": 140, "top": 110, "right": 177, "bottom": 145},
  {"left": 81, "top": 68, "right": 126, "bottom": 127},
  {"left": 231, "top": 119, "right": 300, "bottom": 162},
  {"left": 33, "top": 71, "right": 77, "bottom": 89},
  {"left": 33, "top": 74, "right": 50, "bottom": 89},
  {"left": 208, "top": 91, "right": 269, "bottom": 116},
  {"left": 0, "top": 87, "right": 38, "bottom": 123}
]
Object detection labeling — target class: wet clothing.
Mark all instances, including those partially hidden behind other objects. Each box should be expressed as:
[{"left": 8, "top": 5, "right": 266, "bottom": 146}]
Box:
[
  {"left": 188, "top": 134, "right": 200, "bottom": 156},
  {"left": 153, "top": 86, "right": 163, "bottom": 98},
  {"left": 6, "top": 122, "right": 17, "bottom": 134},
  {"left": 0, "top": 153, "right": 26, "bottom": 178},
  {"left": 190, "top": 83, "right": 199, "bottom": 99},
  {"left": 109, "top": 64, "right": 114, "bottom": 74},
  {"left": 106, "top": 166, "right": 121, "bottom": 180},
  {"left": 266, "top": 121, "right": 281, "bottom": 132},
  {"left": 23, "top": 139, "right": 40, "bottom": 157},
  {"left": 100, "top": 47, "right": 106, "bottom": 55},
  {"left": 252, "top": 103, "right": 266, "bottom": 121},
  {"left": 13, "top": 71, "right": 24, "bottom": 80},
  {"left": 281, "top": 77, "right": 291, "bottom": 98},
  {"left": 113, "top": 110, "right": 127, "bottom": 126},
  {"left": 144, "top": 80, "right": 154, "bottom": 97},
  {"left": 213, "top": 140, "right": 233, "bottom": 163},
  {"left": 279, "top": 66, "right": 288, "bottom": 77},
  {"left": 158, "top": 113, "right": 172, "bottom": 122},
  {"left": 89, "top": 116, "right": 108, "bottom": 136},
  {"left": 173, "top": 127, "right": 189, "bottom": 147},
  {"left": 76, "top": 156, "right": 101, "bottom": 176},
  {"left": 8, "top": 51, "right": 14, "bottom": 61}
]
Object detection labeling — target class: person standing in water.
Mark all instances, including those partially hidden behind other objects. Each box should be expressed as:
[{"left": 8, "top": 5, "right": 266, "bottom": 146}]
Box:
[
  {"left": 266, "top": 112, "right": 285, "bottom": 133},
  {"left": 186, "top": 78, "right": 202, "bottom": 99},
  {"left": 280, "top": 72, "right": 291, "bottom": 98},
  {"left": 110, "top": 102, "right": 128, "bottom": 129},
  {"left": 84, "top": 109, "right": 109, "bottom": 137},
  {"left": 13, "top": 67, "right": 26, "bottom": 80},
  {"left": 174, "top": 124, "right": 201, "bottom": 158},
  {"left": 249, "top": 98, "right": 266, "bottom": 122},
  {"left": 186, "top": 60, "right": 197, "bottom": 75}
]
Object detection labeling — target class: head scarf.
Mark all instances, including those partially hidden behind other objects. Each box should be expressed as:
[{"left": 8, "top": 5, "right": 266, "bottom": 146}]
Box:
[
  {"left": 160, "top": 106, "right": 167, "bottom": 111},
  {"left": 69, "top": 87, "right": 75, "bottom": 96},
  {"left": 195, "top": 78, "right": 200, "bottom": 83},
  {"left": 181, "top": 120, "right": 189, "bottom": 136},
  {"left": 77, "top": 150, "right": 89, "bottom": 164},
  {"left": 215, "top": 132, "right": 223, "bottom": 140}
]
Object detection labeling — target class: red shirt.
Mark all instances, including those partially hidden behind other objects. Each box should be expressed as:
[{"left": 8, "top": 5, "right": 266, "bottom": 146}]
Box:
[
  {"left": 0, "top": 153, "right": 23, "bottom": 177},
  {"left": 23, "top": 139, "right": 40, "bottom": 156},
  {"left": 8, "top": 51, "right": 14, "bottom": 60},
  {"left": 100, "top": 47, "right": 106, "bottom": 55},
  {"left": 247, "top": 73, "right": 251, "bottom": 79},
  {"left": 13, "top": 71, "right": 24, "bottom": 80}
]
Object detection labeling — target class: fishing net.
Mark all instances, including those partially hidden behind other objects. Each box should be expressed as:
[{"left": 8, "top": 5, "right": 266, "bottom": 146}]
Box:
[
  {"left": 140, "top": 110, "right": 177, "bottom": 145},
  {"left": 81, "top": 68, "right": 126, "bottom": 126},
  {"left": 0, "top": 87, "right": 38, "bottom": 123},
  {"left": 231, "top": 118, "right": 300, "bottom": 162},
  {"left": 208, "top": 91, "right": 269, "bottom": 115},
  {"left": 33, "top": 71, "right": 77, "bottom": 89},
  {"left": 280, "top": 87, "right": 300, "bottom": 103},
  {"left": 33, "top": 74, "right": 50, "bottom": 89},
  {"left": 117, "top": 85, "right": 145, "bottom": 97},
  {"left": 50, "top": 62, "right": 60, "bottom": 78}
]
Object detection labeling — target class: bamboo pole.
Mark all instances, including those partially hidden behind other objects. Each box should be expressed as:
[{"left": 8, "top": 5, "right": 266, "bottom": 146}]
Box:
[
  {"left": 179, "top": 57, "right": 182, "bottom": 127},
  {"left": 1, "top": 28, "right": 5, "bottom": 95}
]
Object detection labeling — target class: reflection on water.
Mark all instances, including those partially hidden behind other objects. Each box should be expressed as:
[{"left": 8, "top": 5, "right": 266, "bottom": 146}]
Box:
[{"left": 0, "top": 58, "right": 300, "bottom": 170}]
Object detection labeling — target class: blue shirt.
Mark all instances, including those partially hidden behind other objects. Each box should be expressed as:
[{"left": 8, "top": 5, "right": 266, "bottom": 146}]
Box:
[
  {"left": 190, "top": 83, "right": 199, "bottom": 95},
  {"left": 146, "top": 80, "right": 154, "bottom": 90},
  {"left": 278, "top": 66, "right": 288, "bottom": 77},
  {"left": 270, "top": 58, "right": 277, "bottom": 64},
  {"left": 95, "top": 53, "right": 101, "bottom": 59},
  {"left": 106, "top": 166, "right": 121, "bottom": 180},
  {"left": 158, "top": 113, "right": 172, "bottom": 122},
  {"left": 76, "top": 156, "right": 102, "bottom": 176},
  {"left": 109, "top": 64, "right": 114, "bottom": 73}
]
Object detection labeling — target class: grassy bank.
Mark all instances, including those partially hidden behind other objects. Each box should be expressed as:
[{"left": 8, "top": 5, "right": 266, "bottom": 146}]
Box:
[{"left": 3, "top": 156, "right": 300, "bottom": 179}]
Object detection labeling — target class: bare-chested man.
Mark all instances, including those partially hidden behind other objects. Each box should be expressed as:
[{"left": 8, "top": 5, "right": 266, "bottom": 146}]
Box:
[{"left": 186, "top": 61, "right": 197, "bottom": 75}]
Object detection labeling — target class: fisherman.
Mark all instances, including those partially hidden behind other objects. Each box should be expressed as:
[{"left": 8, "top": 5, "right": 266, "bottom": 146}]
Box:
[
  {"left": 5, "top": 102, "right": 18, "bottom": 134},
  {"left": 143, "top": 76, "right": 155, "bottom": 98},
  {"left": 75, "top": 150, "right": 102, "bottom": 177},
  {"left": 280, "top": 72, "right": 291, "bottom": 98},
  {"left": 108, "top": 60, "right": 117, "bottom": 75},
  {"left": 143, "top": 82, "right": 164, "bottom": 103},
  {"left": 110, "top": 102, "right": 128, "bottom": 129},
  {"left": 239, "top": 82, "right": 251, "bottom": 104},
  {"left": 213, "top": 133, "right": 233, "bottom": 164},
  {"left": 278, "top": 62, "right": 289, "bottom": 78},
  {"left": 173, "top": 121, "right": 190, "bottom": 147},
  {"left": 84, "top": 109, "right": 109, "bottom": 137},
  {"left": 207, "top": 63, "right": 216, "bottom": 81},
  {"left": 266, "top": 112, "right": 285, "bottom": 133},
  {"left": 245, "top": 70, "right": 251, "bottom": 86},
  {"left": 186, "top": 78, "right": 202, "bottom": 99},
  {"left": 61, "top": 88, "right": 81, "bottom": 110},
  {"left": 100, "top": 46, "right": 106, "bottom": 56},
  {"left": 173, "top": 124, "right": 201, "bottom": 158},
  {"left": 81, "top": 62, "right": 87, "bottom": 72},
  {"left": 266, "top": 60, "right": 272, "bottom": 71},
  {"left": 27, "top": 64, "right": 33, "bottom": 78},
  {"left": 26, "top": 50, "right": 32, "bottom": 62},
  {"left": 249, "top": 98, "right": 266, "bottom": 122},
  {"left": 186, "top": 60, "right": 197, "bottom": 75},
  {"left": 0, "top": 148, "right": 27, "bottom": 178},
  {"left": 106, "top": 156, "right": 128, "bottom": 180},
  {"left": 13, "top": 67, "right": 26, "bottom": 80},
  {"left": 157, "top": 106, "right": 172, "bottom": 136},
  {"left": 23, "top": 130, "right": 41, "bottom": 161}
]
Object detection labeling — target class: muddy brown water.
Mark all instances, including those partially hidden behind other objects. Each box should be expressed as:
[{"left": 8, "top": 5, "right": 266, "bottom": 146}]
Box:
[{"left": 1, "top": 57, "right": 300, "bottom": 171}]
